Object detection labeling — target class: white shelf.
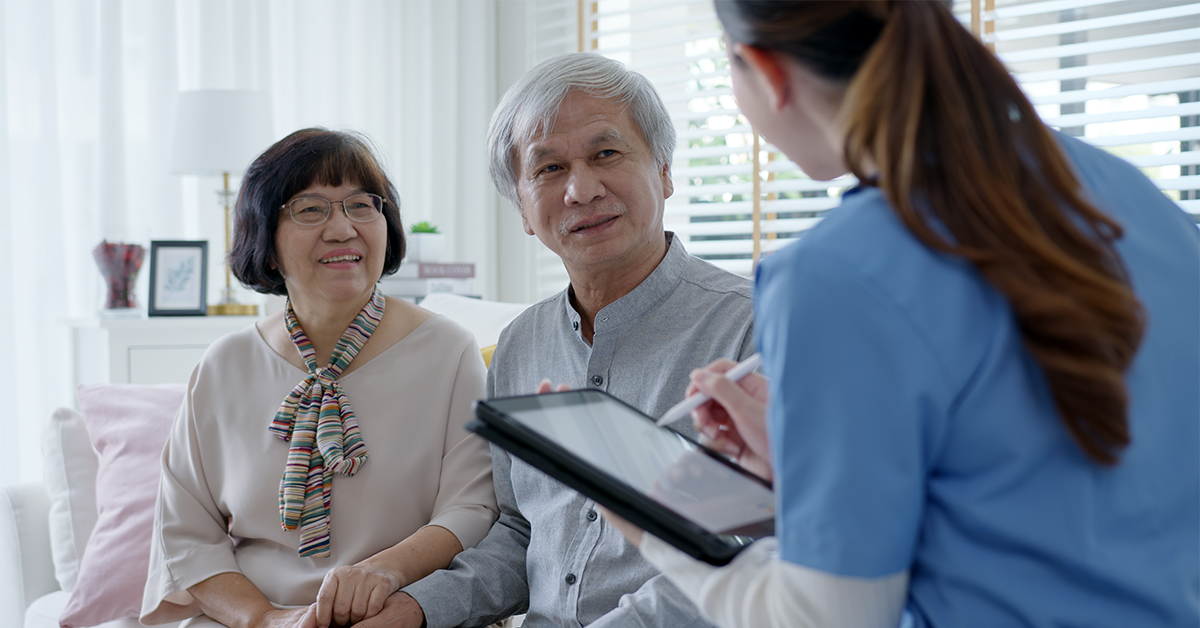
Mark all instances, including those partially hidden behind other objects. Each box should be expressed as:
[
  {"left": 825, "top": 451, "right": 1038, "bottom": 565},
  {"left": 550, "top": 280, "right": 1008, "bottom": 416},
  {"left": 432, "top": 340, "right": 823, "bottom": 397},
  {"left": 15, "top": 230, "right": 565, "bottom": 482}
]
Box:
[{"left": 65, "top": 315, "right": 261, "bottom": 395}]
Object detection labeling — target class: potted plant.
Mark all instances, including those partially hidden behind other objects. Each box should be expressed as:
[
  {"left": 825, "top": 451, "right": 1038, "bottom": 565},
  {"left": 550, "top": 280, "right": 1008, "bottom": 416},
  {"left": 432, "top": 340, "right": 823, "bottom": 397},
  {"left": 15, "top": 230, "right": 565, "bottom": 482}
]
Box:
[{"left": 406, "top": 221, "right": 445, "bottom": 263}]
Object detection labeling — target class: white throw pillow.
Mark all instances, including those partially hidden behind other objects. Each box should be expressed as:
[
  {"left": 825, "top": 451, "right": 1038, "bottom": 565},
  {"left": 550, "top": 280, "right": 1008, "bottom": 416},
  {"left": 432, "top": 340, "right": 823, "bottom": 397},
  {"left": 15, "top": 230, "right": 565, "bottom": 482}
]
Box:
[{"left": 41, "top": 407, "right": 101, "bottom": 592}]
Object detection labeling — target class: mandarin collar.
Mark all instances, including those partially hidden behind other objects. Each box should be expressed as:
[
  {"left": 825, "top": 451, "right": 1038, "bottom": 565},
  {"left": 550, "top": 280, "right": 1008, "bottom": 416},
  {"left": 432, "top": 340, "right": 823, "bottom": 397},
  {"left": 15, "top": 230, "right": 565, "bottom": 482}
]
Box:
[{"left": 563, "top": 232, "right": 686, "bottom": 336}]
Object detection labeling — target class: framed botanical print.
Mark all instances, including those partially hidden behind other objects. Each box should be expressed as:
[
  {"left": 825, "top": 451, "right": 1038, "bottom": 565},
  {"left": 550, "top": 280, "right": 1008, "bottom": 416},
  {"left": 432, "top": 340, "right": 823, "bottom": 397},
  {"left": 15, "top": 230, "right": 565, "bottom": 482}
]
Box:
[{"left": 148, "top": 240, "right": 208, "bottom": 316}]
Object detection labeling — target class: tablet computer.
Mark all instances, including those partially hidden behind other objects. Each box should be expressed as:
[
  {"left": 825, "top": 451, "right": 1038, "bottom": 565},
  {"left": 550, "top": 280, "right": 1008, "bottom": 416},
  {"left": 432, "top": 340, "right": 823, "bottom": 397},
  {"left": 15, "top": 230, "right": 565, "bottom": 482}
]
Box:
[{"left": 468, "top": 389, "right": 775, "bottom": 566}]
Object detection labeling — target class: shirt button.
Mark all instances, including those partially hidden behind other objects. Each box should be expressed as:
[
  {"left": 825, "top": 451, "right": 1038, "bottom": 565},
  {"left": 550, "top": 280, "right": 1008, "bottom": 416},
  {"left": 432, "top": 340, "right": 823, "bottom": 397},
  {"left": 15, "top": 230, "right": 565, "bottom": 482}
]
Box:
[
  {"left": 590, "top": 375, "right": 603, "bottom": 386},
  {"left": 565, "top": 573, "right": 577, "bottom": 585},
  {"left": 586, "top": 510, "right": 598, "bottom": 521},
  {"left": 572, "top": 321, "right": 579, "bottom": 331}
]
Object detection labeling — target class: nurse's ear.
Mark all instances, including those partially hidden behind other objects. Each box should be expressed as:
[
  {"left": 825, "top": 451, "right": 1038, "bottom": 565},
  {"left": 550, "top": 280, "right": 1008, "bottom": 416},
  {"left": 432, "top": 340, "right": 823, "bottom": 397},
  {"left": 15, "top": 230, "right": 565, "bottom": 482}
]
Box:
[{"left": 731, "top": 43, "right": 792, "bottom": 113}]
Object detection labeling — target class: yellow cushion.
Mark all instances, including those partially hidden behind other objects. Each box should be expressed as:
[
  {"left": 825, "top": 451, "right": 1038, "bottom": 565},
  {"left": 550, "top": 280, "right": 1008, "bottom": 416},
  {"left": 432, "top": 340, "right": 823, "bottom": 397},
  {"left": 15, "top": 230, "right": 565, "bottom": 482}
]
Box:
[{"left": 481, "top": 344, "right": 497, "bottom": 368}]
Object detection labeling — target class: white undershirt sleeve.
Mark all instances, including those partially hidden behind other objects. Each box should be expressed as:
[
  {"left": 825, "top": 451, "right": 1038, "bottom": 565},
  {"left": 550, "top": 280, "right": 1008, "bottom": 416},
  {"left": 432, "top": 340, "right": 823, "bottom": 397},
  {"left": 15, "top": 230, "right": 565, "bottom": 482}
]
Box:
[{"left": 640, "top": 535, "right": 909, "bottom": 628}]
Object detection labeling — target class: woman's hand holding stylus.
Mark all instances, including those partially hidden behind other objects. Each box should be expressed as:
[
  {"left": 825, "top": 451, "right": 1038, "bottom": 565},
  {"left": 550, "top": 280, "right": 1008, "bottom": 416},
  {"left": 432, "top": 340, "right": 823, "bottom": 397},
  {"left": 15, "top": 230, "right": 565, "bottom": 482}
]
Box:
[{"left": 688, "top": 359, "right": 773, "bottom": 482}]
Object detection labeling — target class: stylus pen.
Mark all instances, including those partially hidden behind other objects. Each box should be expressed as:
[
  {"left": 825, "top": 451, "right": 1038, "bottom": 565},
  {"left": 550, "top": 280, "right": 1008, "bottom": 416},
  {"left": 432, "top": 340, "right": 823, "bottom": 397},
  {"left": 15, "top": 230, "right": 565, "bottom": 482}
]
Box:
[{"left": 656, "top": 353, "right": 763, "bottom": 427}]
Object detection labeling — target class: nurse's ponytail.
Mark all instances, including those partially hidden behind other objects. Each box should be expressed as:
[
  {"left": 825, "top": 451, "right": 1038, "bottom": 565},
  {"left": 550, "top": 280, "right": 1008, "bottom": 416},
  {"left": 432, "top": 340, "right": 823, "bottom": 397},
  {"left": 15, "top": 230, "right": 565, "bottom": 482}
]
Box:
[{"left": 717, "top": 0, "right": 1144, "bottom": 465}]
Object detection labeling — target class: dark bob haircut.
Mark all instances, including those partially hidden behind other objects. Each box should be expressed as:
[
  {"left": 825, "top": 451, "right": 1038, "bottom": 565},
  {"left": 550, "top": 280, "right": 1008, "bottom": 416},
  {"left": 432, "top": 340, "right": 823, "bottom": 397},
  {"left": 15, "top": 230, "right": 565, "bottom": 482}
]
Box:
[{"left": 230, "top": 128, "right": 405, "bottom": 296}]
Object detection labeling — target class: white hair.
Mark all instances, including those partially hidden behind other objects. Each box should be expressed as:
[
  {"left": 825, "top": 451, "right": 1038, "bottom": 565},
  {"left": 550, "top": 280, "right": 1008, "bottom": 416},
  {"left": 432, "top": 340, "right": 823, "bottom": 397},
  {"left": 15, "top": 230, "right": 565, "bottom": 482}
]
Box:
[{"left": 487, "top": 52, "right": 676, "bottom": 208}]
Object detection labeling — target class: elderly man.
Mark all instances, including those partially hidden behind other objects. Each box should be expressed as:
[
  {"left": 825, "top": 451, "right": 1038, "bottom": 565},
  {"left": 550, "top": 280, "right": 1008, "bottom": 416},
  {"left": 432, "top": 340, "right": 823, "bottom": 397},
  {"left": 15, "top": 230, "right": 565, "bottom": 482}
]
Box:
[{"left": 364, "top": 52, "right": 755, "bottom": 628}]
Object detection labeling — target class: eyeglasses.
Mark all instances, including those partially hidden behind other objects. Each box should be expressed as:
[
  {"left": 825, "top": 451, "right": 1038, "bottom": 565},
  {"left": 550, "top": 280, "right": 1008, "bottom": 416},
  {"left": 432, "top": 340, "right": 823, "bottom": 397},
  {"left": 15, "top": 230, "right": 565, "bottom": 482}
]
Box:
[{"left": 281, "top": 193, "right": 386, "bottom": 226}]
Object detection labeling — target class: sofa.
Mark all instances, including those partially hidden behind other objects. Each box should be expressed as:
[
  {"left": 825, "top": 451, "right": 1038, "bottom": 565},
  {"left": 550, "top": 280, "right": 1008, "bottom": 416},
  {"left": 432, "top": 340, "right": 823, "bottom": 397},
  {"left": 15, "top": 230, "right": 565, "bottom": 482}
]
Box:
[{"left": 0, "top": 294, "right": 530, "bottom": 628}]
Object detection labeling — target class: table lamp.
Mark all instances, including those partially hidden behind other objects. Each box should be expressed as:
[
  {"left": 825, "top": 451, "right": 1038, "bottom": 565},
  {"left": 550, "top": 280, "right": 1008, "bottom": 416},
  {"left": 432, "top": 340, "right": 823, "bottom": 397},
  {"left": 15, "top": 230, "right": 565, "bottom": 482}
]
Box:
[{"left": 171, "top": 90, "right": 273, "bottom": 315}]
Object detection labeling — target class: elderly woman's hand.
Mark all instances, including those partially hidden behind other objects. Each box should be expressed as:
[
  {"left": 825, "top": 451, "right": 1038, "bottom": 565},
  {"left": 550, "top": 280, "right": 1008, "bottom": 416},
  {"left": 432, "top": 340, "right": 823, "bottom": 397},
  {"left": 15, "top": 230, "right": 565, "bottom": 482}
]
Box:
[
  {"left": 252, "top": 606, "right": 318, "bottom": 628},
  {"left": 313, "top": 563, "right": 401, "bottom": 627}
]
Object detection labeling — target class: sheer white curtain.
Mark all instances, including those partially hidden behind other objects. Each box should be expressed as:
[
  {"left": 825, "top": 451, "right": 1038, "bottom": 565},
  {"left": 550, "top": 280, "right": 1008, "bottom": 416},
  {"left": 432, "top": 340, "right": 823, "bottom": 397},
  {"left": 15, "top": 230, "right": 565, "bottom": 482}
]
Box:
[{"left": 0, "top": 0, "right": 499, "bottom": 483}]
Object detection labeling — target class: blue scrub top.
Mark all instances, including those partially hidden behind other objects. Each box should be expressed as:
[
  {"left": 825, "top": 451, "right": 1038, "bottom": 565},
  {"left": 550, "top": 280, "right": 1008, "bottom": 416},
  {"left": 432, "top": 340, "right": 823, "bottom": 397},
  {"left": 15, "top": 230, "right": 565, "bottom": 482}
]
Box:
[{"left": 755, "top": 133, "right": 1199, "bottom": 627}]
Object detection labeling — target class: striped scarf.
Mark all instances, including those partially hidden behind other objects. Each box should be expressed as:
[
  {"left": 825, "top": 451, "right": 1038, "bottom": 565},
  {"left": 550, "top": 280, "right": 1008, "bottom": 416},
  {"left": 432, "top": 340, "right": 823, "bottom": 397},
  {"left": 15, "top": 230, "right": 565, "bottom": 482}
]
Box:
[{"left": 268, "top": 287, "right": 384, "bottom": 557}]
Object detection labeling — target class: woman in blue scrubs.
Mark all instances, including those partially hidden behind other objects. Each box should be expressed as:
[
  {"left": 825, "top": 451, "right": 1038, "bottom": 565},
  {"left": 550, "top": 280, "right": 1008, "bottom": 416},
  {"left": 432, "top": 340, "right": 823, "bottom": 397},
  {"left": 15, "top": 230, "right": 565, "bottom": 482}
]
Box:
[{"left": 604, "top": 2, "right": 1200, "bottom": 626}]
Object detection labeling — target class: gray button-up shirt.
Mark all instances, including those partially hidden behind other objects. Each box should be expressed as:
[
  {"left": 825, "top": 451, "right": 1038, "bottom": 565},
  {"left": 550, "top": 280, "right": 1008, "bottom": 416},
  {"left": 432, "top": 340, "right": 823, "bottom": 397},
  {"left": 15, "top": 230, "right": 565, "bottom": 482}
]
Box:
[{"left": 403, "top": 234, "right": 756, "bottom": 628}]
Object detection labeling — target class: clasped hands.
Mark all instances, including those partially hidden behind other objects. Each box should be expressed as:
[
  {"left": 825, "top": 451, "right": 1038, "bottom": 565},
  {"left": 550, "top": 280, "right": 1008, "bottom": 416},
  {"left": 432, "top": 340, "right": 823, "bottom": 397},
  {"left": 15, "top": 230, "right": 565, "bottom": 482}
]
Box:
[
  {"left": 261, "top": 563, "right": 422, "bottom": 628},
  {"left": 540, "top": 358, "right": 773, "bottom": 549}
]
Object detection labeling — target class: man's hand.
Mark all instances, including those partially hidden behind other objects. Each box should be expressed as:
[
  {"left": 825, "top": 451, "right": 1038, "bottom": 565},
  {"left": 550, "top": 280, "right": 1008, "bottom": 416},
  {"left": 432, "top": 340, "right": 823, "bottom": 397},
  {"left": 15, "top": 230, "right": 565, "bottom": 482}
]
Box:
[
  {"left": 313, "top": 563, "right": 401, "bottom": 627},
  {"left": 536, "top": 379, "right": 572, "bottom": 394},
  {"left": 688, "top": 359, "right": 773, "bottom": 481},
  {"left": 352, "top": 592, "right": 427, "bottom": 628}
]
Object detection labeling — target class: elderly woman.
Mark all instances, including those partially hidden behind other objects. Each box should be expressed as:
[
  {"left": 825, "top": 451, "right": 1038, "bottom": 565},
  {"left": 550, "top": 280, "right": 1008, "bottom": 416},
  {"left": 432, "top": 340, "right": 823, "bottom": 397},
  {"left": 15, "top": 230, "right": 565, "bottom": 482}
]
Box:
[{"left": 140, "top": 128, "right": 498, "bottom": 628}]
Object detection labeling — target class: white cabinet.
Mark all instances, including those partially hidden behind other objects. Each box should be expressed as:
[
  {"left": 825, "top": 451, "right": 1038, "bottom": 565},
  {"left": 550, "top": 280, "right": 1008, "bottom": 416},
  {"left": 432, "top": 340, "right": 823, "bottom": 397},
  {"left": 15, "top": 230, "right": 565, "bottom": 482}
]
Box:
[{"left": 67, "top": 316, "right": 260, "bottom": 388}]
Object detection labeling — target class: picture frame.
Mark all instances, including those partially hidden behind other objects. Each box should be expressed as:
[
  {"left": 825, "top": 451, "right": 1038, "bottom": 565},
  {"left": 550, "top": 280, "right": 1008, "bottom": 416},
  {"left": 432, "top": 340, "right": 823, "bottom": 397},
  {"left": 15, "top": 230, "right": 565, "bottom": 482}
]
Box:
[{"left": 148, "top": 240, "right": 208, "bottom": 316}]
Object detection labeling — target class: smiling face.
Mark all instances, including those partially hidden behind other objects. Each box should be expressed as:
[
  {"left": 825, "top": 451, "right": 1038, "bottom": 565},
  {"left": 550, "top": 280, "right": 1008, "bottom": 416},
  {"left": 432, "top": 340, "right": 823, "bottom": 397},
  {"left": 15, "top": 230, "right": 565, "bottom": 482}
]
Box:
[
  {"left": 274, "top": 180, "right": 387, "bottom": 309},
  {"left": 514, "top": 90, "right": 674, "bottom": 277}
]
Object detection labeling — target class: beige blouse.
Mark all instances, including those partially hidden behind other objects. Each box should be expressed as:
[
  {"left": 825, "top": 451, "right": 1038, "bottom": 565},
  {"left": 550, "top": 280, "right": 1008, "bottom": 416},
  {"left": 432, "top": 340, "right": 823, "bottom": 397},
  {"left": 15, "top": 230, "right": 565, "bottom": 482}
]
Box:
[{"left": 141, "top": 314, "right": 498, "bottom": 625}]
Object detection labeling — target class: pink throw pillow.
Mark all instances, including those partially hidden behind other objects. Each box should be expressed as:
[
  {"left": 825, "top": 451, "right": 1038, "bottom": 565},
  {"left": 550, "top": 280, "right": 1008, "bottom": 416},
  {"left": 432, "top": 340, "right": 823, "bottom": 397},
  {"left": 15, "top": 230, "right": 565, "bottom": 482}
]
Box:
[{"left": 59, "top": 383, "right": 185, "bottom": 628}]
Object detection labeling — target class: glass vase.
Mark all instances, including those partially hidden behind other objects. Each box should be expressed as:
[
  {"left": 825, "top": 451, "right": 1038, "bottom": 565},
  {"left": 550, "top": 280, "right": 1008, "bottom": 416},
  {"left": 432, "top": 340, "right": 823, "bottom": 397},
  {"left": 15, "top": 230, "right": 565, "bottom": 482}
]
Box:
[{"left": 93, "top": 241, "right": 145, "bottom": 313}]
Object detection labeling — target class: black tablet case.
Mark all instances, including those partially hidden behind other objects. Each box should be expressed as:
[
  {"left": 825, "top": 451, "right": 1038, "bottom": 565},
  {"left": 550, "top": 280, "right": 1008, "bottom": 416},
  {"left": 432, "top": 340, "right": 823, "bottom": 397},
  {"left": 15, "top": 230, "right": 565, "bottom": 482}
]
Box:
[{"left": 468, "top": 389, "right": 773, "bottom": 566}]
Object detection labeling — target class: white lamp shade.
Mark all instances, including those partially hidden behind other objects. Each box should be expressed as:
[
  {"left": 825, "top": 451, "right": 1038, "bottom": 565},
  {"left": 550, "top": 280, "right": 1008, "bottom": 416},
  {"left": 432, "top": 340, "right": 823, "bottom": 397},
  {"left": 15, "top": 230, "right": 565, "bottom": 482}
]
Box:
[{"left": 170, "top": 90, "right": 274, "bottom": 175}]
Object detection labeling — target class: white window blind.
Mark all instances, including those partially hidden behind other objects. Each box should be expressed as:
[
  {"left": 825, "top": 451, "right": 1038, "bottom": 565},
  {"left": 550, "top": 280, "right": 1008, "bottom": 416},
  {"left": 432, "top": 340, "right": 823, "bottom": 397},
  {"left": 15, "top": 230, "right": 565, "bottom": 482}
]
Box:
[
  {"left": 525, "top": 0, "right": 1197, "bottom": 298},
  {"left": 523, "top": 0, "right": 811, "bottom": 299},
  {"left": 524, "top": 1, "right": 581, "bottom": 300},
  {"left": 975, "top": 0, "right": 1200, "bottom": 220}
]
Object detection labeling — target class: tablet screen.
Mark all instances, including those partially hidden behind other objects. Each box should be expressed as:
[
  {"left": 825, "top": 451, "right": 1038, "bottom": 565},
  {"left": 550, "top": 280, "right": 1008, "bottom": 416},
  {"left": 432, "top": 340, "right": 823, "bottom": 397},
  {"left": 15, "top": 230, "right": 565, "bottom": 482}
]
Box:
[{"left": 490, "top": 391, "right": 774, "bottom": 537}]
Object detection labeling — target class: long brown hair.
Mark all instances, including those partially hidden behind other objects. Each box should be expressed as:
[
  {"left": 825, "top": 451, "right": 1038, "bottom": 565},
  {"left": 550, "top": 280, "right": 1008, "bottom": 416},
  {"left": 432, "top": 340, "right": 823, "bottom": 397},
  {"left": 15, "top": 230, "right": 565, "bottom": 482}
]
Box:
[{"left": 717, "top": 0, "right": 1145, "bottom": 465}]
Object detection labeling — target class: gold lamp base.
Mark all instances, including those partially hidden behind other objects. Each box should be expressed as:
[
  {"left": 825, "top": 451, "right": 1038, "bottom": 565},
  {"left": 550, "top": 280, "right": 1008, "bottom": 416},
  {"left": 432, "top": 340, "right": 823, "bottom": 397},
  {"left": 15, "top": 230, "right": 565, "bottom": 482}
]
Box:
[
  {"left": 208, "top": 177, "right": 258, "bottom": 318},
  {"left": 208, "top": 285, "right": 259, "bottom": 316},
  {"left": 208, "top": 302, "right": 259, "bottom": 316}
]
